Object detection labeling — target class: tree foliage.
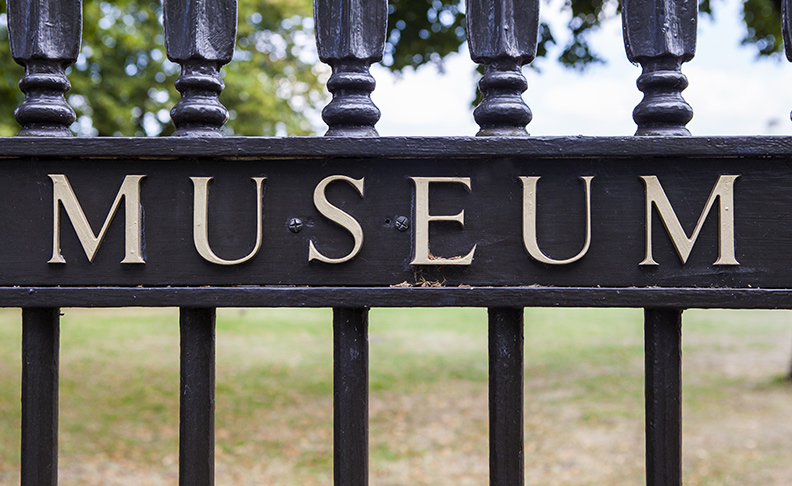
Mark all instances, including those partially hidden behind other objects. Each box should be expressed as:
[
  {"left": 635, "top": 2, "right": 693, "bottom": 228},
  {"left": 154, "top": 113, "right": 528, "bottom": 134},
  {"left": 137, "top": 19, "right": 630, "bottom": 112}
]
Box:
[
  {"left": 0, "top": 0, "right": 785, "bottom": 136},
  {"left": 0, "top": 0, "right": 323, "bottom": 136},
  {"left": 383, "top": 0, "right": 785, "bottom": 72}
]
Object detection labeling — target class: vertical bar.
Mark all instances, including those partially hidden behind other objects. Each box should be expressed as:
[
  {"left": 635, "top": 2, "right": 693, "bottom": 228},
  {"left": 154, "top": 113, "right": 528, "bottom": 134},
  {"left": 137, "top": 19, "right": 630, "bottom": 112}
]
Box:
[
  {"left": 644, "top": 308, "right": 682, "bottom": 486},
  {"left": 165, "top": 0, "right": 227, "bottom": 471},
  {"left": 488, "top": 308, "right": 524, "bottom": 486},
  {"left": 179, "top": 307, "right": 216, "bottom": 486},
  {"left": 21, "top": 307, "right": 60, "bottom": 486},
  {"left": 333, "top": 307, "right": 369, "bottom": 486}
]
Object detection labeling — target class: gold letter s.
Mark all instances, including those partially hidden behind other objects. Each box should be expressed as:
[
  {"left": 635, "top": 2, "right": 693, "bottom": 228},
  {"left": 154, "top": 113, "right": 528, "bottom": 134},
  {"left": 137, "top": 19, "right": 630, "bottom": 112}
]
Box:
[{"left": 308, "top": 175, "right": 365, "bottom": 264}]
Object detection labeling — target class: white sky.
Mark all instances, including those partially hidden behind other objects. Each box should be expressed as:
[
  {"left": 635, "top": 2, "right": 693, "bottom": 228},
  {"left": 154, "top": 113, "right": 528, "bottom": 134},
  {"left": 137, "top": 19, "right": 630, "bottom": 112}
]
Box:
[{"left": 370, "top": 0, "right": 792, "bottom": 136}]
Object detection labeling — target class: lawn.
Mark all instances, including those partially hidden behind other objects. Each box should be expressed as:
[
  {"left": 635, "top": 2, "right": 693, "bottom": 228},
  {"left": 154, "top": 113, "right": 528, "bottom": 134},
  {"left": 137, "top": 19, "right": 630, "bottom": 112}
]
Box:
[{"left": 1, "top": 307, "right": 791, "bottom": 485}]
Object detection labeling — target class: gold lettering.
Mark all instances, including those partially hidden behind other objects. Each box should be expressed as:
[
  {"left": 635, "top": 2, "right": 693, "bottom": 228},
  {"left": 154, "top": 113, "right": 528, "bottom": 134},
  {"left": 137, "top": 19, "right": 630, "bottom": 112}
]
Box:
[
  {"left": 49, "top": 174, "right": 146, "bottom": 264},
  {"left": 308, "top": 175, "right": 365, "bottom": 264},
  {"left": 521, "top": 176, "right": 593, "bottom": 265},
  {"left": 640, "top": 175, "right": 739, "bottom": 266},
  {"left": 410, "top": 176, "right": 476, "bottom": 265},
  {"left": 192, "top": 177, "right": 266, "bottom": 265}
]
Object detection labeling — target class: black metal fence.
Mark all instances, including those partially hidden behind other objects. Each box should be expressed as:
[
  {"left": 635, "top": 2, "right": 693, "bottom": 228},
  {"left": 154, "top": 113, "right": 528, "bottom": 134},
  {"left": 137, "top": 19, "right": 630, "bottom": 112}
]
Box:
[{"left": 5, "top": 0, "right": 792, "bottom": 484}]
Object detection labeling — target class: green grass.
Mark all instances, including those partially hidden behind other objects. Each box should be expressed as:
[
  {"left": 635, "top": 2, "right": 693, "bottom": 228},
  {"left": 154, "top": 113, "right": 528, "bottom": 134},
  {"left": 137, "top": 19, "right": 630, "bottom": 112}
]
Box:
[{"left": 1, "top": 307, "right": 791, "bottom": 484}]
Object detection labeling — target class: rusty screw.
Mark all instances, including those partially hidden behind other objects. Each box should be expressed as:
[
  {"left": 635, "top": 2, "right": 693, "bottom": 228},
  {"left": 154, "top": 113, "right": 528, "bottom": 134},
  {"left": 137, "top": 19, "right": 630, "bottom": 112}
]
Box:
[
  {"left": 395, "top": 216, "right": 410, "bottom": 232},
  {"left": 288, "top": 218, "right": 303, "bottom": 233}
]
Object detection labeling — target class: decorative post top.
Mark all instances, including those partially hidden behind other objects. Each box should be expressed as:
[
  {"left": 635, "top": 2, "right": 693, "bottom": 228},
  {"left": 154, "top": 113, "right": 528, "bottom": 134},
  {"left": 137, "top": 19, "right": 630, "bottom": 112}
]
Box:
[
  {"left": 467, "top": 0, "right": 539, "bottom": 65},
  {"left": 783, "top": 0, "right": 792, "bottom": 62},
  {"left": 164, "top": 0, "right": 237, "bottom": 136},
  {"left": 782, "top": 0, "right": 792, "bottom": 123},
  {"left": 623, "top": 0, "right": 697, "bottom": 136},
  {"left": 623, "top": 0, "right": 696, "bottom": 63},
  {"left": 314, "top": 0, "right": 387, "bottom": 136},
  {"left": 164, "top": 0, "right": 237, "bottom": 64},
  {"left": 7, "top": 0, "right": 82, "bottom": 136},
  {"left": 314, "top": 0, "right": 387, "bottom": 64},
  {"left": 7, "top": 0, "right": 82, "bottom": 63},
  {"left": 466, "top": 0, "right": 539, "bottom": 136}
]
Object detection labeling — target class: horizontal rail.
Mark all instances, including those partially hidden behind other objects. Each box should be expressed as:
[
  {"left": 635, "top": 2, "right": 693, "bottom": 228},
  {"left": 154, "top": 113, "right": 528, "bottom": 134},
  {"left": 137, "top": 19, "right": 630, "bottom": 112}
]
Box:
[
  {"left": 0, "top": 136, "right": 791, "bottom": 159},
  {"left": 1, "top": 286, "right": 792, "bottom": 308}
]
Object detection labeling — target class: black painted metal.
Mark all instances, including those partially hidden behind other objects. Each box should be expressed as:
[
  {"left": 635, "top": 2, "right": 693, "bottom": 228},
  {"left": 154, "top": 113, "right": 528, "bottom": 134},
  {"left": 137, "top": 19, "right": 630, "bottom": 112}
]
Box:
[
  {"left": 0, "top": 0, "right": 782, "bottom": 480},
  {"left": 164, "top": 0, "right": 236, "bottom": 136},
  {"left": 7, "top": 0, "right": 81, "bottom": 136},
  {"left": 785, "top": 0, "right": 792, "bottom": 61},
  {"left": 5, "top": 286, "right": 792, "bottom": 309},
  {"left": 179, "top": 307, "right": 216, "bottom": 486},
  {"left": 0, "top": 135, "right": 789, "bottom": 157},
  {"left": 488, "top": 308, "right": 524, "bottom": 486},
  {"left": 314, "top": 0, "right": 386, "bottom": 136},
  {"left": 467, "top": 0, "right": 538, "bottom": 136},
  {"left": 21, "top": 308, "right": 60, "bottom": 486},
  {"left": 783, "top": 0, "right": 792, "bottom": 122},
  {"left": 644, "top": 308, "right": 682, "bottom": 486},
  {"left": 623, "top": 0, "right": 697, "bottom": 136},
  {"left": 333, "top": 307, "right": 369, "bottom": 486}
]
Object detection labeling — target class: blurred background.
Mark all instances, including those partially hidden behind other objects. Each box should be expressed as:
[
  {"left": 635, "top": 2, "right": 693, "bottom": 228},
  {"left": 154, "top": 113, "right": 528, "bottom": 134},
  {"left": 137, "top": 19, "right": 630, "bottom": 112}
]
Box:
[
  {"left": 0, "top": 0, "right": 790, "bottom": 137},
  {"left": 374, "top": 0, "right": 792, "bottom": 136}
]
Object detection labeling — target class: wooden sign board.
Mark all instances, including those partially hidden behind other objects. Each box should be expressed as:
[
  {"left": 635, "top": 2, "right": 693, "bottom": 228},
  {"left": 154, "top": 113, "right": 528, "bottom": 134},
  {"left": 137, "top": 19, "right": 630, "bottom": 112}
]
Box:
[{"left": 1, "top": 136, "right": 791, "bottom": 308}]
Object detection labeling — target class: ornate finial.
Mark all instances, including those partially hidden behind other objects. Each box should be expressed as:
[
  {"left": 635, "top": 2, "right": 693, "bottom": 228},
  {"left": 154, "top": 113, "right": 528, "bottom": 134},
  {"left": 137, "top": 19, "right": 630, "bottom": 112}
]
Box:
[
  {"left": 623, "top": 0, "right": 697, "bottom": 136},
  {"left": 7, "top": 0, "right": 81, "bottom": 136},
  {"left": 467, "top": 0, "right": 539, "bottom": 136},
  {"left": 782, "top": 0, "right": 792, "bottom": 122},
  {"left": 314, "top": 0, "right": 387, "bottom": 136},
  {"left": 164, "top": 0, "right": 237, "bottom": 136}
]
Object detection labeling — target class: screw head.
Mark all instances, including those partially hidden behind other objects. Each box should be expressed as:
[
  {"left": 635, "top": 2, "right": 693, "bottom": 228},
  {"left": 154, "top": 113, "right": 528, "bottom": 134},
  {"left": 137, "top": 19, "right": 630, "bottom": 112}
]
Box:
[
  {"left": 288, "top": 218, "right": 303, "bottom": 233},
  {"left": 395, "top": 216, "right": 410, "bottom": 232}
]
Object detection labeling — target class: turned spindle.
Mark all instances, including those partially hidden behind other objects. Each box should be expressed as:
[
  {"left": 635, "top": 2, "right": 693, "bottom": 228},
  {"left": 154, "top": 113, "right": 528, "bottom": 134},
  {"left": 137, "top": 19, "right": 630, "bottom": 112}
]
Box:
[
  {"left": 164, "top": 0, "right": 237, "bottom": 136},
  {"left": 781, "top": 0, "right": 792, "bottom": 123},
  {"left": 467, "top": 0, "right": 539, "bottom": 136},
  {"left": 7, "top": 0, "right": 82, "bottom": 136},
  {"left": 623, "top": 0, "right": 697, "bottom": 136},
  {"left": 314, "top": 0, "right": 387, "bottom": 136}
]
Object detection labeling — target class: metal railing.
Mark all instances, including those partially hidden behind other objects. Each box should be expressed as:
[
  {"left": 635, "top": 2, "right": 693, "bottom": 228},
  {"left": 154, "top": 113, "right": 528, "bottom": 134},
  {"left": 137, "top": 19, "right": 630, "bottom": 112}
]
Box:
[{"left": 4, "top": 0, "right": 792, "bottom": 484}]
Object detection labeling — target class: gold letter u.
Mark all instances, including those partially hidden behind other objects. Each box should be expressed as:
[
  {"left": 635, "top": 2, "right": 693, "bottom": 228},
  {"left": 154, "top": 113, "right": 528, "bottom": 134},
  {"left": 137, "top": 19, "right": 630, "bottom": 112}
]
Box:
[
  {"left": 191, "top": 177, "right": 266, "bottom": 265},
  {"left": 521, "top": 176, "right": 593, "bottom": 265}
]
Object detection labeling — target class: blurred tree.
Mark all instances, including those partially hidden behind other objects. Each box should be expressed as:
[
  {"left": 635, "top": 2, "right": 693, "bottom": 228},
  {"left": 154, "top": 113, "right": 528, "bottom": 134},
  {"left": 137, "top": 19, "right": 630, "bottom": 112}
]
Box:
[
  {"left": 0, "top": 0, "right": 784, "bottom": 136},
  {"left": 385, "top": 0, "right": 783, "bottom": 71},
  {"left": 0, "top": 0, "right": 321, "bottom": 136}
]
